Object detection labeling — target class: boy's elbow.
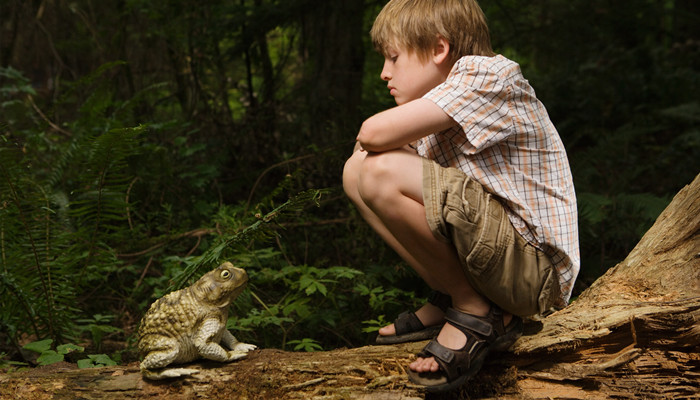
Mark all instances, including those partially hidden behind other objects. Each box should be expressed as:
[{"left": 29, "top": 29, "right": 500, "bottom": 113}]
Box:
[{"left": 357, "top": 119, "right": 386, "bottom": 152}]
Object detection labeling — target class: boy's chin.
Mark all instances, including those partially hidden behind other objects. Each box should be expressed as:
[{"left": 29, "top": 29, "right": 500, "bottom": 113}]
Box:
[{"left": 394, "top": 95, "right": 419, "bottom": 106}]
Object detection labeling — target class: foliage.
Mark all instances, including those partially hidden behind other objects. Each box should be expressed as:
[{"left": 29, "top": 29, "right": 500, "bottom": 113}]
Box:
[
  {"left": 20, "top": 338, "right": 117, "bottom": 368},
  {"left": 22, "top": 339, "right": 83, "bottom": 366},
  {"left": 77, "top": 354, "right": 118, "bottom": 369},
  {"left": 75, "top": 314, "right": 124, "bottom": 353},
  {"left": 0, "top": 0, "right": 698, "bottom": 368}
]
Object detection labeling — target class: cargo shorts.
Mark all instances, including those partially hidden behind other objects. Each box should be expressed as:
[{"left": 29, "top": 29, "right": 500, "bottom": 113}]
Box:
[{"left": 422, "top": 158, "right": 561, "bottom": 317}]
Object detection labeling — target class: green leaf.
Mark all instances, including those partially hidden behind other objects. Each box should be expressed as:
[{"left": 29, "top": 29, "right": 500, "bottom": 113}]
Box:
[
  {"left": 57, "top": 343, "right": 84, "bottom": 355},
  {"left": 22, "top": 339, "right": 53, "bottom": 354},
  {"left": 326, "top": 266, "right": 363, "bottom": 280},
  {"left": 287, "top": 338, "right": 323, "bottom": 352},
  {"left": 77, "top": 354, "right": 117, "bottom": 368},
  {"left": 89, "top": 354, "right": 118, "bottom": 366},
  {"left": 36, "top": 350, "right": 64, "bottom": 366},
  {"left": 282, "top": 298, "right": 311, "bottom": 318},
  {"left": 362, "top": 316, "right": 389, "bottom": 333}
]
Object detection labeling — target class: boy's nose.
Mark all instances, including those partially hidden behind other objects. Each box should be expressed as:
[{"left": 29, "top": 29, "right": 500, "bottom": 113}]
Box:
[
  {"left": 380, "top": 61, "right": 391, "bottom": 81},
  {"left": 381, "top": 69, "right": 391, "bottom": 81}
]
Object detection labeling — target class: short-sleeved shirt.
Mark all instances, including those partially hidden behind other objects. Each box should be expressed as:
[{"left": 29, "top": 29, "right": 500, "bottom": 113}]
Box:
[{"left": 417, "top": 54, "right": 580, "bottom": 305}]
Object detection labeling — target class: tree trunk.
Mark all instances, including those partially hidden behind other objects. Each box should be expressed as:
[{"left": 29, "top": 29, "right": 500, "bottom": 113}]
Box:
[
  {"left": 1, "top": 174, "right": 698, "bottom": 399},
  {"left": 302, "top": 0, "right": 366, "bottom": 145}
]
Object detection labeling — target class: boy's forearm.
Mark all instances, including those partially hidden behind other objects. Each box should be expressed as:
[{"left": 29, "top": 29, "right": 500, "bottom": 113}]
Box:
[{"left": 357, "top": 98, "right": 455, "bottom": 153}]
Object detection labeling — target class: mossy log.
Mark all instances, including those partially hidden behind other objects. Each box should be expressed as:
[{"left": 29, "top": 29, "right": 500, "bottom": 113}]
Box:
[{"left": 1, "top": 174, "right": 698, "bottom": 400}]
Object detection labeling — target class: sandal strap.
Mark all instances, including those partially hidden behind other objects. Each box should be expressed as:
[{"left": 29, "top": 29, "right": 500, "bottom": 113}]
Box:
[
  {"left": 485, "top": 304, "right": 506, "bottom": 336},
  {"left": 427, "top": 290, "right": 452, "bottom": 312},
  {"left": 394, "top": 311, "right": 425, "bottom": 335},
  {"left": 444, "top": 308, "right": 493, "bottom": 337},
  {"left": 392, "top": 292, "right": 450, "bottom": 336},
  {"left": 419, "top": 335, "right": 487, "bottom": 381},
  {"left": 422, "top": 339, "right": 456, "bottom": 364},
  {"left": 409, "top": 306, "right": 522, "bottom": 388}
]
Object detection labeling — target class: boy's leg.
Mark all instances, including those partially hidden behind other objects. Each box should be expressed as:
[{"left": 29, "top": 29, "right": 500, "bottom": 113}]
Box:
[
  {"left": 344, "top": 149, "right": 451, "bottom": 332},
  {"left": 342, "top": 148, "right": 509, "bottom": 372},
  {"left": 344, "top": 148, "right": 448, "bottom": 291}
]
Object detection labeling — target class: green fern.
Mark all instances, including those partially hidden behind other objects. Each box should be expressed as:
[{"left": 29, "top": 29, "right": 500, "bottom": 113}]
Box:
[
  {"left": 1, "top": 145, "right": 63, "bottom": 341},
  {"left": 171, "top": 188, "right": 326, "bottom": 290},
  {"left": 1, "top": 66, "right": 145, "bottom": 346}
]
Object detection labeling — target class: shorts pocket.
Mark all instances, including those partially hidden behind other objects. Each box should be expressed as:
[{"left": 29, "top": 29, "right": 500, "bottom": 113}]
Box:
[
  {"left": 464, "top": 194, "right": 506, "bottom": 277},
  {"left": 442, "top": 177, "right": 484, "bottom": 260},
  {"left": 443, "top": 207, "right": 477, "bottom": 259}
]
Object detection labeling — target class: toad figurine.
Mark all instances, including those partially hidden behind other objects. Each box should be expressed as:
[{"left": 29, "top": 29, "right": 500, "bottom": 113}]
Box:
[{"left": 137, "top": 262, "right": 256, "bottom": 380}]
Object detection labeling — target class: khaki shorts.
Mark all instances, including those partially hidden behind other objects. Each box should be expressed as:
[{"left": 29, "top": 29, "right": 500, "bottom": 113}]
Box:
[{"left": 422, "top": 158, "right": 560, "bottom": 317}]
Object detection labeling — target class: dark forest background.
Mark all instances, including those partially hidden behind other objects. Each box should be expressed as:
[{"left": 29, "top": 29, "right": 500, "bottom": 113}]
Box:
[{"left": 1, "top": 0, "right": 698, "bottom": 366}]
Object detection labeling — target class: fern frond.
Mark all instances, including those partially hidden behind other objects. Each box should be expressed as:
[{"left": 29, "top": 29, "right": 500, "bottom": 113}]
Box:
[
  {"left": 57, "top": 126, "right": 144, "bottom": 281},
  {"left": 0, "top": 271, "right": 41, "bottom": 339},
  {"left": 1, "top": 121, "right": 145, "bottom": 344},
  {"left": 171, "top": 188, "right": 326, "bottom": 290},
  {"left": 0, "top": 146, "right": 61, "bottom": 341}
]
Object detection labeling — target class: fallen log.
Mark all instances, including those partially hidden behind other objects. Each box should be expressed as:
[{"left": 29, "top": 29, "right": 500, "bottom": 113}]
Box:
[{"left": 1, "top": 174, "right": 698, "bottom": 400}]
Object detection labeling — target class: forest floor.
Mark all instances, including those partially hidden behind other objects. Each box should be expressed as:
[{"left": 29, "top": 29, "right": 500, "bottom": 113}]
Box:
[
  {"left": 0, "top": 336, "right": 548, "bottom": 400},
  {"left": 3, "top": 310, "right": 698, "bottom": 400}
]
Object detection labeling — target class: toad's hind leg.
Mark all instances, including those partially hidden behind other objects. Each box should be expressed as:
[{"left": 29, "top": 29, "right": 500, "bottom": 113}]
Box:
[{"left": 140, "top": 340, "right": 199, "bottom": 380}]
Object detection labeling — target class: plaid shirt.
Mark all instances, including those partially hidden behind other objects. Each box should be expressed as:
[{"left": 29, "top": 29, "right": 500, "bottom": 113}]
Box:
[{"left": 418, "top": 55, "right": 580, "bottom": 307}]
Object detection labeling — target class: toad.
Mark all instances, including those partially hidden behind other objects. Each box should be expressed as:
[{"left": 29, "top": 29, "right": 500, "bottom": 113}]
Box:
[{"left": 137, "top": 262, "right": 256, "bottom": 380}]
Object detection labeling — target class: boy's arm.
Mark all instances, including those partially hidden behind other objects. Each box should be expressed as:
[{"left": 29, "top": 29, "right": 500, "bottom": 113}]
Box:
[{"left": 357, "top": 98, "right": 456, "bottom": 153}]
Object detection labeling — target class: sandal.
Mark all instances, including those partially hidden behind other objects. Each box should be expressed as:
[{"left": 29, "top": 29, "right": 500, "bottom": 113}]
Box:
[
  {"left": 407, "top": 305, "right": 523, "bottom": 393},
  {"left": 375, "top": 290, "right": 452, "bottom": 345}
]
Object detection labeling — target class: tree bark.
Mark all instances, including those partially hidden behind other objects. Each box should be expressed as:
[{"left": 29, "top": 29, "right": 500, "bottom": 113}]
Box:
[{"left": 1, "top": 174, "right": 698, "bottom": 399}]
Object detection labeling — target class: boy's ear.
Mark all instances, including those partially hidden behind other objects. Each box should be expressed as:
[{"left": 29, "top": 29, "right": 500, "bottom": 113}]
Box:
[{"left": 433, "top": 36, "right": 451, "bottom": 65}]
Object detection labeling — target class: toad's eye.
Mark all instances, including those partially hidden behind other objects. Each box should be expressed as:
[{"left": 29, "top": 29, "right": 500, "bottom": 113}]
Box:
[{"left": 220, "top": 270, "right": 232, "bottom": 280}]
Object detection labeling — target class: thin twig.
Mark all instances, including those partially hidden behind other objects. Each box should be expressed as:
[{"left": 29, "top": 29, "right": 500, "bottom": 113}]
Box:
[
  {"left": 117, "top": 228, "right": 215, "bottom": 258},
  {"left": 282, "top": 377, "right": 326, "bottom": 390},
  {"left": 185, "top": 234, "right": 202, "bottom": 257},
  {"left": 27, "top": 95, "right": 72, "bottom": 137},
  {"left": 280, "top": 218, "right": 351, "bottom": 228},
  {"left": 135, "top": 256, "right": 154, "bottom": 290},
  {"left": 245, "top": 154, "right": 315, "bottom": 214},
  {"left": 125, "top": 177, "right": 139, "bottom": 231}
]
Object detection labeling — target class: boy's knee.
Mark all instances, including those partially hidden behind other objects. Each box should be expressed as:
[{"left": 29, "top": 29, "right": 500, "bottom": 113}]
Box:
[
  {"left": 344, "top": 150, "right": 407, "bottom": 208},
  {"left": 356, "top": 153, "right": 399, "bottom": 203},
  {"left": 342, "top": 151, "right": 364, "bottom": 199},
  {"left": 360, "top": 152, "right": 398, "bottom": 181}
]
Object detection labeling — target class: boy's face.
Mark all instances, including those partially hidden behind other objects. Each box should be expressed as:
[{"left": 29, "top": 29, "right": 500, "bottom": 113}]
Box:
[{"left": 380, "top": 45, "right": 448, "bottom": 105}]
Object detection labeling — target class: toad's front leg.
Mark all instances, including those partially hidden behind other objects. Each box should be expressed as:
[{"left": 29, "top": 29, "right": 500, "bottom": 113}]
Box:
[
  {"left": 221, "top": 329, "right": 257, "bottom": 354},
  {"left": 194, "top": 319, "right": 250, "bottom": 362}
]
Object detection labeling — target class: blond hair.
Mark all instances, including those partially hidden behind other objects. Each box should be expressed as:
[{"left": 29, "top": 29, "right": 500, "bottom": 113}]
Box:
[{"left": 370, "top": 0, "right": 495, "bottom": 63}]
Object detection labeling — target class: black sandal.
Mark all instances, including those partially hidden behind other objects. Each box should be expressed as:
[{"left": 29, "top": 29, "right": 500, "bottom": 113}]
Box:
[
  {"left": 407, "top": 305, "right": 523, "bottom": 393},
  {"left": 375, "top": 290, "right": 452, "bottom": 345}
]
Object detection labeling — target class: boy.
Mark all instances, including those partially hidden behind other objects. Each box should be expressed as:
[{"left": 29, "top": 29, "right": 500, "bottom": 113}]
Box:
[{"left": 342, "top": 0, "right": 580, "bottom": 393}]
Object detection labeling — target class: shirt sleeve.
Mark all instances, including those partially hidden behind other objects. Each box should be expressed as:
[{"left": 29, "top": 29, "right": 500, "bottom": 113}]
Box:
[{"left": 423, "top": 56, "right": 514, "bottom": 153}]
